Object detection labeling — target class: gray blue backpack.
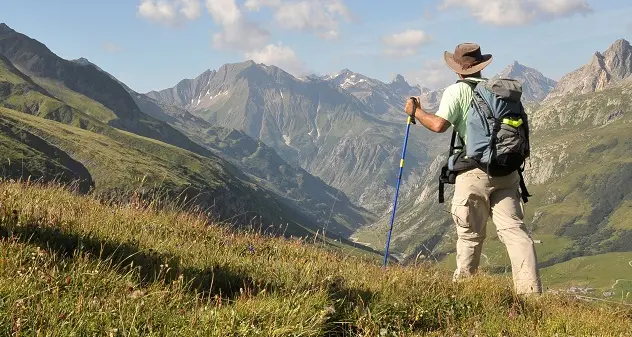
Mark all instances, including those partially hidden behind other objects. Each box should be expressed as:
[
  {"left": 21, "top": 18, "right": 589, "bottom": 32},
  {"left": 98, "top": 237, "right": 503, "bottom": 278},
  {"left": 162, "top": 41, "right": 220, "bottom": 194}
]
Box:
[{"left": 438, "top": 77, "right": 531, "bottom": 204}]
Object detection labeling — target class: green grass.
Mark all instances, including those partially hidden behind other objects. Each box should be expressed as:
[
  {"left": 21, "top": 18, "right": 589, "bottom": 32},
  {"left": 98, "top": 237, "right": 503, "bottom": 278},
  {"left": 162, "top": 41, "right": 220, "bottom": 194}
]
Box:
[
  {"left": 30, "top": 77, "right": 117, "bottom": 123},
  {"left": 0, "top": 57, "right": 114, "bottom": 132},
  {"left": 0, "top": 180, "right": 630, "bottom": 336},
  {"left": 0, "top": 119, "right": 91, "bottom": 190},
  {"left": 607, "top": 200, "right": 632, "bottom": 230},
  {"left": 0, "top": 106, "right": 219, "bottom": 191},
  {"left": 540, "top": 252, "right": 632, "bottom": 295}
]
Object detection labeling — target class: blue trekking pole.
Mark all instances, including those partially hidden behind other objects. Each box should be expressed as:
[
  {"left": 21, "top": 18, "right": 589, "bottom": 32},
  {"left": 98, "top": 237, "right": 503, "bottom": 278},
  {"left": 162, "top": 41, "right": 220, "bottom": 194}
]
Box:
[{"left": 383, "top": 98, "right": 417, "bottom": 268}]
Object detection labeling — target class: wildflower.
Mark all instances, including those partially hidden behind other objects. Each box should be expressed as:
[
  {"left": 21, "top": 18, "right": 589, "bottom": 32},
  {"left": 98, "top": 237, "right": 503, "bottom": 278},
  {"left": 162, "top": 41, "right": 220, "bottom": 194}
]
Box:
[{"left": 130, "top": 290, "right": 145, "bottom": 299}]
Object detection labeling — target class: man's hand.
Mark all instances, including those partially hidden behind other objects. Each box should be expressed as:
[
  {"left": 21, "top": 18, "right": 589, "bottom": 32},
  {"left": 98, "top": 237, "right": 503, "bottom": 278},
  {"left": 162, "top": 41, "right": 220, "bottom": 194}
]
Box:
[
  {"left": 405, "top": 97, "right": 420, "bottom": 116},
  {"left": 404, "top": 96, "right": 451, "bottom": 133}
]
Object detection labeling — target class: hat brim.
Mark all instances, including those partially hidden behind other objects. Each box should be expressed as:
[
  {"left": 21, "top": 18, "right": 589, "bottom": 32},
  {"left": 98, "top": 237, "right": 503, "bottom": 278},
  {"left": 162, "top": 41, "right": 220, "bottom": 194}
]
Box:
[{"left": 444, "top": 51, "right": 493, "bottom": 75}]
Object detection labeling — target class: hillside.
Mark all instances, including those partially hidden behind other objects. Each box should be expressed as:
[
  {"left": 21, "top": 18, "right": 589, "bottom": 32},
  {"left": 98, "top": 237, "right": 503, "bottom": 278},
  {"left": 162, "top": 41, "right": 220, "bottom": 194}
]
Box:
[
  {"left": 0, "top": 23, "right": 210, "bottom": 157},
  {"left": 0, "top": 116, "right": 93, "bottom": 192},
  {"left": 0, "top": 106, "right": 329, "bottom": 237},
  {"left": 0, "top": 180, "right": 630, "bottom": 335}
]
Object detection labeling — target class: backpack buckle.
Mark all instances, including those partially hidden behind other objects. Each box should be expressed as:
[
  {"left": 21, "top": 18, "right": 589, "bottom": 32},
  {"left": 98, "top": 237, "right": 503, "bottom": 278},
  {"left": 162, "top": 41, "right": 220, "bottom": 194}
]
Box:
[{"left": 502, "top": 118, "right": 523, "bottom": 128}]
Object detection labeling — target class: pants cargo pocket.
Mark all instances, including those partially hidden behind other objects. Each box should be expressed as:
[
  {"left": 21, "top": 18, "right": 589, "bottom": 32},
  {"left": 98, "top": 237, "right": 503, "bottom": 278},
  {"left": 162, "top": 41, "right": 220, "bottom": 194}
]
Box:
[{"left": 451, "top": 196, "right": 471, "bottom": 228}]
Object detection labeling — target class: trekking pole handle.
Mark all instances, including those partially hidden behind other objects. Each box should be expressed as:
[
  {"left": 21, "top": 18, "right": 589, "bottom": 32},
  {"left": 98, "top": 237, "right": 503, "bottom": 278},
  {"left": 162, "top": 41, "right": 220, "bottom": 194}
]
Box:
[{"left": 408, "top": 96, "right": 418, "bottom": 124}]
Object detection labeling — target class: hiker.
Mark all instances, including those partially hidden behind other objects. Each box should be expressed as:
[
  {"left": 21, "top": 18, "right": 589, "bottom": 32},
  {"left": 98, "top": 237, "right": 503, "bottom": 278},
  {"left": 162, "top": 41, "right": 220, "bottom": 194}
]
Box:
[{"left": 403, "top": 43, "right": 542, "bottom": 296}]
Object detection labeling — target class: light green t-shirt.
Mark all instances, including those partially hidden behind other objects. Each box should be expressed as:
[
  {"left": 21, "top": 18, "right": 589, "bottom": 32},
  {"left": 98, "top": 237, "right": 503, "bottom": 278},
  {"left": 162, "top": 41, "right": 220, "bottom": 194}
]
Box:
[{"left": 434, "top": 77, "right": 485, "bottom": 144}]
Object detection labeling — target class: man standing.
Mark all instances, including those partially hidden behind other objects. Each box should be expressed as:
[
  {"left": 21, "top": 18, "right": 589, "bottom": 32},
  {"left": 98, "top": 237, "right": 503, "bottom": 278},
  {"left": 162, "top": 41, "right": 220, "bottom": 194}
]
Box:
[{"left": 404, "top": 43, "right": 542, "bottom": 296}]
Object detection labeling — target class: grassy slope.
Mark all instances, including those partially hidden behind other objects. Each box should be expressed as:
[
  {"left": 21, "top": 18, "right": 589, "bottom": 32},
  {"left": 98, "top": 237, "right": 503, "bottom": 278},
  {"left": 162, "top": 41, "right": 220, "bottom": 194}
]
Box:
[
  {"left": 540, "top": 252, "right": 632, "bottom": 291},
  {"left": 0, "top": 54, "right": 89, "bottom": 125},
  {"left": 0, "top": 118, "right": 93, "bottom": 192},
  {"left": 0, "top": 24, "right": 213, "bottom": 157},
  {"left": 29, "top": 76, "right": 117, "bottom": 123},
  {"left": 0, "top": 181, "right": 630, "bottom": 336},
  {"left": 0, "top": 106, "right": 322, "bottom": 238}
]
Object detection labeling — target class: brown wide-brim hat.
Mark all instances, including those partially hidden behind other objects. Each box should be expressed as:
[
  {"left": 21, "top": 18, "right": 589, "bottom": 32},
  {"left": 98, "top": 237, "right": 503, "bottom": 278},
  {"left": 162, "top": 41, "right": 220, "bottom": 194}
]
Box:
[{"left": 444, "top": 43, "right": 493, "bottom": 75}]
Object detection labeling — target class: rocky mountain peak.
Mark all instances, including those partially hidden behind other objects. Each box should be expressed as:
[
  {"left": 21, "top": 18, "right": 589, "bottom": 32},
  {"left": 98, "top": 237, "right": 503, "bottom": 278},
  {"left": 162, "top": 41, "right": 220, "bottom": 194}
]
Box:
[
  {"left": 543, "top": 38, "right": 632, "bottom": 102},
  {"left": 241, "top": 59, "right": 257, "bottom": 67},
  {"left": 493, "top": 61, "right": 556, "bottom": 102},
  {"left": 72, "top": 57, "right": 104, "bottom": 72},
  {"left": 389, "top": 74, "right": 416, "bottom": 95},
  {"left": 391, "top": 74, "right": 407, "bottom": 85},
  {"left": 326, "top": 69, "right": 373, "bottom": 90},
  {"left": 73, "top": 57, "right": 91, "bottom": 65},
  {"left": 503, "top": 61, "right": 527, "bottom": 76},
  {"left": 603, "top": 38, "right": 632, "bottom": 79},
  {"left": 0, "top": 23, "right": 13, "bottom": 33},
  {"left": 604, "top": 38, "right": 631, "bottom": 55}
]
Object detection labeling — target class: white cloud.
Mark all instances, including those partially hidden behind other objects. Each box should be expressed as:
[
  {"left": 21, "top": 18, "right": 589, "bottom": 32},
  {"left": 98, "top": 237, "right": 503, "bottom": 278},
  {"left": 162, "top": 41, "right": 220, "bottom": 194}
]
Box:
[
  {"left": 381, "top": 29, "right": 432, "bottom": 57},
  {"left": 244, "top": 0, "right": 350, "bottom": 40},
  {"left": 138, "top": 0, "right": 202, "bottom": 26},
  {"left": 382, "top": 29, "right": 432, "bottom": 48},
  {"left": 244, "top": 0, "right": 282, "bottom": 11},
  {"left": 440, "top": 0, "right": 592, "bottom": 26},
  {"left": 383, "top": 48, "right": 419, "bottom": 58},
  {"left": 137, "top": 0, "right": 269, "bottom": 51},
  {"left": 244, "top": 43, "right": 309, "bottom": 76},
  {"left": 406, "top": 59, "right": 458, "bottom": 90},
  {"left": 180, "top": 0, "right": 203, "bottom": 19},
  {"left": 206, "top": 0, "right": 271, "bottom": 51},
  {"left": 206, "top": 0, "right": 242, "bottom": 24},
  {"left": 102, "top": 42, "right": 122, "bottom": 53}
]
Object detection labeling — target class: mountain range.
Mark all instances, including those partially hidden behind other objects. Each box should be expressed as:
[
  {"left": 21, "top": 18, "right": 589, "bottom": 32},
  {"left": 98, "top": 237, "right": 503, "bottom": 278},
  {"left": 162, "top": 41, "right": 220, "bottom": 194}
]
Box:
[
  {"left": 145, "top": 61, "right": 441, "bottom": 214},
  {"left": 0, "top": 23, "right": 375, "bottom": 248},
  {"left": 1, "top": 21, "right": 631, "bottom": 292}
]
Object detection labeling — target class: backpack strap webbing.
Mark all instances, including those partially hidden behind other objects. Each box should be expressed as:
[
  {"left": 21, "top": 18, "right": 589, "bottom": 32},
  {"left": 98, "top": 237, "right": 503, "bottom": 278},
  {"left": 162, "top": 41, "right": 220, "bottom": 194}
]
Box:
[
  {"left": 518, "top": 169, "right": 531, "bottom": 203},
  {"left": 438, "top": 130, "right": 459, "bottom": 204},
  {"left": 438, "top": 171, "right": 445, "bottom": 204}
]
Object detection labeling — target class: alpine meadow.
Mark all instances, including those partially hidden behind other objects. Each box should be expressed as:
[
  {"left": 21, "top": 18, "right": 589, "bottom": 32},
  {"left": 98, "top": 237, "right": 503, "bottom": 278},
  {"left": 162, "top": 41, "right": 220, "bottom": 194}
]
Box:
[{"left": 1, "top": 0, "right": 632, "bottom": 334}]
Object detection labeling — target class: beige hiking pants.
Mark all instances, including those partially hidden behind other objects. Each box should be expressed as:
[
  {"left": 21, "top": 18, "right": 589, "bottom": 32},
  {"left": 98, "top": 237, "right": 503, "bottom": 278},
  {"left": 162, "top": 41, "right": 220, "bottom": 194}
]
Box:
[{"left": 450, "top": 168, "right": 542, "bottom": 295}]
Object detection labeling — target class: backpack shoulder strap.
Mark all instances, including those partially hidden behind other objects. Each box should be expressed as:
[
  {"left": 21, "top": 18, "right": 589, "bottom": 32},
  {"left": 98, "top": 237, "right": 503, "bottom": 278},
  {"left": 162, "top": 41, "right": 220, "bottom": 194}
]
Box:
[
  {"left": 456, "top": 79, "right": 493, "bottom": 117},
  {"left": 456, "top": 78, "right": 478, "bottom": 90}
]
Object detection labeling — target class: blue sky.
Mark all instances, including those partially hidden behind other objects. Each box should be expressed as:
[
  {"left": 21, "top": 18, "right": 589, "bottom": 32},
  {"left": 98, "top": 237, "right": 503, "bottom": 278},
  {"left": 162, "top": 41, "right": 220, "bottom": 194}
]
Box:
[{"left": 3, "top": 0, "right": 632, "bottom": 93}]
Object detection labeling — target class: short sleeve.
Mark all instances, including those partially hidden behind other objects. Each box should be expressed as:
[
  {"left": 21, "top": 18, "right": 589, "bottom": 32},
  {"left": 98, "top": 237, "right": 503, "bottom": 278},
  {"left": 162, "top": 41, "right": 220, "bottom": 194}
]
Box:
[{"left": 434, "top": 84, "right": 460, "bottom": 125}]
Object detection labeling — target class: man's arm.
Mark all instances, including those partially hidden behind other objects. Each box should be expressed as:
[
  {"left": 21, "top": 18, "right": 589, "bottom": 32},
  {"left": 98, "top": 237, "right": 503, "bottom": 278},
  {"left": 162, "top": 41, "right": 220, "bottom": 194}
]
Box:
[{"left": 404, "top": 98, "right": 451, "bottom": 133}]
